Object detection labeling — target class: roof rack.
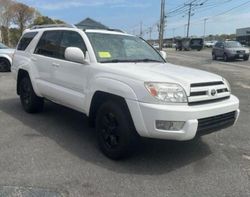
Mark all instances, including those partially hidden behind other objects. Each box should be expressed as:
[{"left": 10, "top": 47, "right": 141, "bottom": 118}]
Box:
[
  {"left": 30, "top": 24, "right": 77, "bottom": 30},
  {"left": 81, "top": 28, "right": 125, "bottom": 33}
]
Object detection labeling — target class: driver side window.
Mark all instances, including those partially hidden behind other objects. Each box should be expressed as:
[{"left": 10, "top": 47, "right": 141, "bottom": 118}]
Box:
[{"left": 58, "top": 31, "right": 87, "bottom": 60}]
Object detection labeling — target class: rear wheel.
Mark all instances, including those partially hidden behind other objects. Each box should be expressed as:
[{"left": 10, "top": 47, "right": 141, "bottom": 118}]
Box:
[
  {"left": 0, "top": 58, "right": 11, "bottom": 72},
  {"left": 19, "top": 77, "right": 44, "bottom": 113},
  {"left": 96, "top": 100, "right": 138, "bottom": 160}
]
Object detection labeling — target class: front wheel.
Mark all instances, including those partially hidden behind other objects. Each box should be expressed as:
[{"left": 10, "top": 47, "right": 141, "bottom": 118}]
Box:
[
  {"left": 19, "top": 77, "right": 44, "bottom": 113},
  {"left": 212, "top": 53, "right": 217, "bottom": 60},
  {"left": 244, "top": 56, "right": 249, "bottom": 61},
  {"left": 96, "top": 100, "right": 138, "bottom": 160},
  {"left": 223, "top": 53, "right": 229, "bottom": 62}
]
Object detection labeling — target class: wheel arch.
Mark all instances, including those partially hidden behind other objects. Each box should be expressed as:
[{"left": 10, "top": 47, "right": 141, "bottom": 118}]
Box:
[
  {"left": 86, "top": 78, "right": 138, "bottom": 127},
  {"left": 0, "top": 54, "right": 12, "bottom": 65}
]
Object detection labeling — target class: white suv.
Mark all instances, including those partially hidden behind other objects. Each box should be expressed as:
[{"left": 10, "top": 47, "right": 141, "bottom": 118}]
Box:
[{"left": 12, "top": 24, "right": 240, "bottom": 159}]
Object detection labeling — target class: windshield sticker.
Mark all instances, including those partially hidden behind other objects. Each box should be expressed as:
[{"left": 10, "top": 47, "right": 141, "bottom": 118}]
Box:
[{"left": 98, "top": 51, "right": 112, "bottom": 58}]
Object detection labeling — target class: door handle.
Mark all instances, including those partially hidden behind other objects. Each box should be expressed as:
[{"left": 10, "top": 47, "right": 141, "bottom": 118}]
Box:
[
  {"left": 52, "top": 63, "right": 60, "bottom": 68},
  {"left": 31, "top": 57, "right": 37, "bottom": 62}
]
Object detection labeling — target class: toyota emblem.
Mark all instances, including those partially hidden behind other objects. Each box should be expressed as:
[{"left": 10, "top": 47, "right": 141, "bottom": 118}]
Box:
[{"left": 211, "top": 89, "right": 217, "bottom": 96}]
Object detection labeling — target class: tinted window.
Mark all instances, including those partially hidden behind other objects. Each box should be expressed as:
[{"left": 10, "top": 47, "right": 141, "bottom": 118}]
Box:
[
  {"left": 215, "top": 42, "right": 222, "bottom": 47},
  {"left": 58, "top": 31, "right": 87, "bottom": 59},
  {"left": 34, "top": 31, "right": 62, "bottom": 58},
  {"left": 17, "top": 32, "right": 38, "bottom": 51}
]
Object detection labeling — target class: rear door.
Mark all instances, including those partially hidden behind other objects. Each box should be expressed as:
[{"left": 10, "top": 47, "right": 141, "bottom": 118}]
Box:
[{"left": 33, "top": 30, "right": 62, "bottom": 88}]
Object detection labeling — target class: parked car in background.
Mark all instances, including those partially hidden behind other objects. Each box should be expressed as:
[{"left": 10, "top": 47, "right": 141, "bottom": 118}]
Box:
[
  {"left": 0, "top": 43, "right": 15, "bottom": 72},
  {"left": 212, "top": 41, "right": 249, "bottom": 61},
  {"left": 152, "top": 43, "right": 160, "bottom": 50},
  {"left": 182, "top": 38, "right": 204, "bottom": 51},
  {"left": 175, "top": 38, "right": 204, "bottom": 51},
  {"left": 175, "top": 39, "right": 183, "bottom": 51},
  {"left": 204, "top": 41, "right": 217, "bottom": 48}
]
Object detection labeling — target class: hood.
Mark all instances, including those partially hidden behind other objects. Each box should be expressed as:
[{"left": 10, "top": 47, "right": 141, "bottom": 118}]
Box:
[
  {"left": 226, "top": 47, "right": 249, "bottom": 52},
  {"left": 0, "top": 48, "right": 15, "bottom": 59},
  {"left": 101, "top": 62, "right": 223, "bottom": 94}
]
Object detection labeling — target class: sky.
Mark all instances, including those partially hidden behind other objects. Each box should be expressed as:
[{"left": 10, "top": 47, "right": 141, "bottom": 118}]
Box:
[{"left": 17, "top": 0, "right": 250, "bottom": 39}]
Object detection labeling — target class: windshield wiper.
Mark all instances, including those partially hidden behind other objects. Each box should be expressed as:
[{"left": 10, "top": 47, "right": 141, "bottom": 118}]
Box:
[
  {"left": 133, "top": 59, "right": 163, "bottom": 63},
  {"left": 100, "top": 59, "right": 135, "bottom": 63},
  {"left": 100, "top": 59, "right": 163, "bottom": 63}
]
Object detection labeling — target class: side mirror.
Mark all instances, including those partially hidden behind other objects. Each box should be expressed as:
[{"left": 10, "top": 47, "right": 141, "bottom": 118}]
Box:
[
  {"left": 160, "top": 50, "right": 167, "bottom": 59},
  {"left": 65, "top": 47, "right": 85, "bottom": 64}
]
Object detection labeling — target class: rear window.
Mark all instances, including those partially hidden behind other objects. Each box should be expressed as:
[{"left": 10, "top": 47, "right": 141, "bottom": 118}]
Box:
[{"left": 17, "top": 32, "right": 38, "bottom": 51}]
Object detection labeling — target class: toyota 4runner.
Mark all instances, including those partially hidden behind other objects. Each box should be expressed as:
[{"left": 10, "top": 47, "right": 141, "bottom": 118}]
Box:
[{"left": 12, "top": 24, "right": 240, "bottom": 159}]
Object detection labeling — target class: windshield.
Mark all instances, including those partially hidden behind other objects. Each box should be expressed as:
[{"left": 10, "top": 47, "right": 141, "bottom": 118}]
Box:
[
  {"left": 86, "top": 33, "right": 165, "bottom": 63},
  {"left": 225, "top": 41, "right": 242, "bottom": 48},
  {"left": 0, "top": 43, "right": 8, "bottom": 49}
]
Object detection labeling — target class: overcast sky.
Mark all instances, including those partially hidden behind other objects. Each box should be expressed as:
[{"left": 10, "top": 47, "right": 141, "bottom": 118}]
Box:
[{"left": 17, "top": 0, "right": 250, "bottom": 39}]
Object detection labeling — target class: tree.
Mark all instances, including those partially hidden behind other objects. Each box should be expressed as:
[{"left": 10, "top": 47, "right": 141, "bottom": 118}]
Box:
[
  {"left": 0, "top": 0, "right": 14, "bottom": 45},
  {"left": 32, "top": 16, "right": 65, "bottom": 26},
  {"left": 10, "top": 2, "right": 36, "bottom": 35}
]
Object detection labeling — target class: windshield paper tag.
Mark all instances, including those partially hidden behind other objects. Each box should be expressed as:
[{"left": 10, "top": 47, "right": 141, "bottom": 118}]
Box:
[{"left": 99, "top": 51, "right": 111, "bottom": 58}]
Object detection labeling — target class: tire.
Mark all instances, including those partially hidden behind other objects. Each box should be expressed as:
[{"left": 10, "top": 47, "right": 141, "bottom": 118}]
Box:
[
  {"left": 96, "top": 100, "right": 138, "bottom": 160},
  {"left": 223, "top": 53, "right": 229, "bottom": 62},
  {"left": 0, "top": 58, "right": 11, "bottom": 72},
  {"left": 212, "top": 53, "right": 217, "bottom": 60},
  {"left": 19, "top": 77, "right": 44, "bottom": 113},
  {"left": 244, "top": 56, "right": 249, "bottom": 61}
]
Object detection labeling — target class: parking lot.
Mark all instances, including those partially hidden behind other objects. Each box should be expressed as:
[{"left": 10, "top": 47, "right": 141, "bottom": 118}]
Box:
[{"left": 0, "top": 48, "right": 249, "bottom": 197}]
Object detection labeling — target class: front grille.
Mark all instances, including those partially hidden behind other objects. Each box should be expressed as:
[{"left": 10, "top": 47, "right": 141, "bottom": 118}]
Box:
[
  {"left": 190, "top": 81, "right": 224, "bottom": 87},
  {"left": 189, "top": 81, "right": 230, "bottom": 105},
  {"left": 197, "top": 111, "right": 236, "bottom": 136},
  {"left": 237, "top": 50, "right": 245, "bottom": 54}
]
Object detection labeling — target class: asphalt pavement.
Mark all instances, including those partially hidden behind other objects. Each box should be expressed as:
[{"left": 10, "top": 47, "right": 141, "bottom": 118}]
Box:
[{"left": 0, "top": 48, "right": 249, "bottom": 197}]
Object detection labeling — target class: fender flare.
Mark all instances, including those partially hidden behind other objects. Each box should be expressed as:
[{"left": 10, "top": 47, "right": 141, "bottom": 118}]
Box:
[
  {"left": 16, "top": 66, "right": 42, "bottom": 97},
  {"left": 85, "top": 77, "right": 138, "bottom": 116}
]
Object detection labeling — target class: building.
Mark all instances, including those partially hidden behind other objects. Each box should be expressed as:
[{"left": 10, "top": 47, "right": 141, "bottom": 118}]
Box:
[
  {"left": 75, "top": 18, "right": 108, "bottom": 30},
  {"left": 236, "top": 27, "right": 250, "bottom": 46}
]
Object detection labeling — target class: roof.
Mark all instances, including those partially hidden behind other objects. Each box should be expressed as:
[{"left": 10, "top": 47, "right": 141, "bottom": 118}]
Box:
[{"left": 75, "top": 18, "right": 108, "bottom": 30}]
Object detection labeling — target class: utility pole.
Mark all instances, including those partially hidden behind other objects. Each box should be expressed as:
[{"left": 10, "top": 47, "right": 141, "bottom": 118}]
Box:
[
  {"left": 159, "top": 0, "right": 166, "bottom": 50},
  {"left": 186, "top": 3, "right": 192, "bottom": 38},
  {"left": 203, "top": 18, "right": 208, "bottom": 40},
  {"left": 140, "top": 21, "right": 143, "bottom": 37},
  {"left": 185, "top": 2, "right": 204, "bottom": 38},
  {"left": 149, "top": 27, "right": 153, "bottom": 41}
]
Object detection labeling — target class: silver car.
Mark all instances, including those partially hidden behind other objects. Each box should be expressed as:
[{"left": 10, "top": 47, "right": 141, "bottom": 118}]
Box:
[
  {"left": 0, "top": 43, "right": 15, "bottom": 72},
  {"left": 212, "top": 41, "right": 249, "bottom": 61}
]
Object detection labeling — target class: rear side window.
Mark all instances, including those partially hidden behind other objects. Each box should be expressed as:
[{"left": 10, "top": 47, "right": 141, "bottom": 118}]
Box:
[
  {"left": 17, "top": 32, "right": 38, "bottom": 51},
  {"left": 34, "top": 31, "right": 62, "bottom": 58}
]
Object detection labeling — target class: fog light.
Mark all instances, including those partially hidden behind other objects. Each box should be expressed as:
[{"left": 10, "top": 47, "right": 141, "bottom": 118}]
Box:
[{"left": 155, "top": 121, "right": 185, "bottom": 131}]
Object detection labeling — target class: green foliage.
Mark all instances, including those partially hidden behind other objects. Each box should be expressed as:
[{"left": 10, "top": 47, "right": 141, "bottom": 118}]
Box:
[{"left": 32, "top": 16, "right": 65, "bottom": 26}]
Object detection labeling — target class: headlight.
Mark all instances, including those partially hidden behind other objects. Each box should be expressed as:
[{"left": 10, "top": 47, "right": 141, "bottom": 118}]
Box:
[
  {"left": 223, "top": 78, "right": 231, "bottom": 92},
  {"left": 145, "top": 82, "right": 187, "bottom": 103},
  {"left": 245, "top": 49, "right": 250, "bottom": 54}
]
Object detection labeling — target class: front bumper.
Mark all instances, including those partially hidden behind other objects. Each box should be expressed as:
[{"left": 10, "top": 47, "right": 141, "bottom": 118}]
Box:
[
  {"left": 126, "top": 95, "right": 240, "bottom": 141},
  {"left": 228, "top": 53, "right": 249, "bottom": 59}
]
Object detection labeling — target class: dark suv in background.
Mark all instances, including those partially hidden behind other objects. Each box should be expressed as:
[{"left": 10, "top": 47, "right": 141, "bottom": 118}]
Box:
[{"left": 212, "top": 41, "right": 249, "bottom": 61}]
